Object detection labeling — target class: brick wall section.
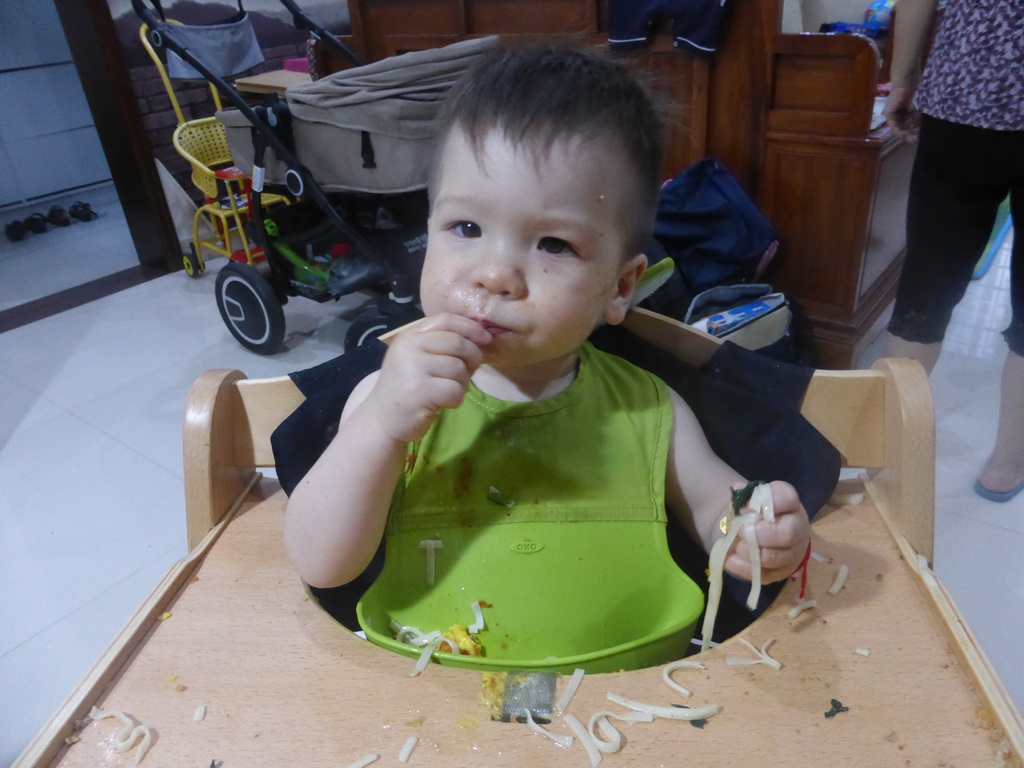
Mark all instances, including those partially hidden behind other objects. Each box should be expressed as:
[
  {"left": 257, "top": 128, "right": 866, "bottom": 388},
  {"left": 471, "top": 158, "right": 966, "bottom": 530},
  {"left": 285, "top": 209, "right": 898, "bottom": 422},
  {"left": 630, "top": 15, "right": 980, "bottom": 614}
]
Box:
[{"left": 128, "top": 42, "right": 306, "bottom": 205}]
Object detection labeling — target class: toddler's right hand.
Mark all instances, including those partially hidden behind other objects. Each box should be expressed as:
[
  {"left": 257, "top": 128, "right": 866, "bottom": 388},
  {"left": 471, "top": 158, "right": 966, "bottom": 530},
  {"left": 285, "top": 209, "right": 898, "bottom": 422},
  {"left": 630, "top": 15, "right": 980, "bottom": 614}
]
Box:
[{"left": 363, "top": 313, "right": 492, "bottom": 443}]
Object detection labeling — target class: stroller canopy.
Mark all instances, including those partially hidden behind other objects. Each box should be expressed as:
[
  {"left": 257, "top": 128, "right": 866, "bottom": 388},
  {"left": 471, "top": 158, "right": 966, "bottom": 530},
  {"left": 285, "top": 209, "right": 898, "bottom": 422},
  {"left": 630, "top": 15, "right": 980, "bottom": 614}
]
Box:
[
  {"left": 286, "top": 36, "right": 500, "bottom": 139},
  {"left": 219, "top": 36, "right": 499, "bottom": 194}
]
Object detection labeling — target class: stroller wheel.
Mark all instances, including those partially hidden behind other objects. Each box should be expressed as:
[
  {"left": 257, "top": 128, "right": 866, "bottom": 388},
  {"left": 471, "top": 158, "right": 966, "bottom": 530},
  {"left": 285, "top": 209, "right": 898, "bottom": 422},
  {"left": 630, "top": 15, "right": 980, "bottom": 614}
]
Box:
[
  {"left": 215, "top": 262, "right": 285, "bottom": 354},
  {"left": 344, "top": 308, "right": 416, "bottom": 352}
]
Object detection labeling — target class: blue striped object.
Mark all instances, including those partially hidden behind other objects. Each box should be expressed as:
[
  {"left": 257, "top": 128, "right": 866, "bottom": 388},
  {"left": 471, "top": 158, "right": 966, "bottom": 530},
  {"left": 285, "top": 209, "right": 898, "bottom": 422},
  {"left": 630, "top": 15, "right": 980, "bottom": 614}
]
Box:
[{"left": 974, "top": 196, "right": 1012, "bottom": 280}]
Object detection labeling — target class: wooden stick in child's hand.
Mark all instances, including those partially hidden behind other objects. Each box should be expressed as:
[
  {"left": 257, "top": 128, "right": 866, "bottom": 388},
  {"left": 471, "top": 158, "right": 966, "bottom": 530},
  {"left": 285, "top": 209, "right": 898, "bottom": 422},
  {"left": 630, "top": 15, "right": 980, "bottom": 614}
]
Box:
[{"left": 377, "top": 317, "right": 430, "bottom": 345}]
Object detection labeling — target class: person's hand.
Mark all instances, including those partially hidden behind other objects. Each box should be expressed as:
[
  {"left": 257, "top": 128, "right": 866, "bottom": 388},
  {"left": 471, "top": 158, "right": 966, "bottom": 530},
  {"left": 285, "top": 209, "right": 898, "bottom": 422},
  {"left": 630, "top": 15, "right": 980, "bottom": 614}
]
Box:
[
  {"left": 883, "top": 85, "right": 921, "bottom": 143},
  {"left": 724, "top": 481, "right": 810, "bottom": 584},
  {"left": 361, "top": 313, "right": 492, "bottom": 444}
]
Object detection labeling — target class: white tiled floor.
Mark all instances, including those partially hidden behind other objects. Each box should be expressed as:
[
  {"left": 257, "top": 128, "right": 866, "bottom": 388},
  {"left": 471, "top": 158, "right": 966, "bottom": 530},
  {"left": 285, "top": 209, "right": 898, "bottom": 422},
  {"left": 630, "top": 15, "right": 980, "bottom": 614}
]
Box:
[
  {"left": 1, "top": 228, "right": 1021, "bottom": 765},
  {"left": 856, "top": 231, "right": 1024, "bottom": 712},
  {"left": 0, "top": 246, "right": 373, "bottom": 764}
]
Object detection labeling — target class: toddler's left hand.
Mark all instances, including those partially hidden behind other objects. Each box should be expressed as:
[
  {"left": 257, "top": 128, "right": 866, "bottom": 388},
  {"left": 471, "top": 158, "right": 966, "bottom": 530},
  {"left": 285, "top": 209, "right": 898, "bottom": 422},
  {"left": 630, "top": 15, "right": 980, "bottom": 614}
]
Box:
[{"left": 724, "top": 480, "right": 810, "bottom": 584}]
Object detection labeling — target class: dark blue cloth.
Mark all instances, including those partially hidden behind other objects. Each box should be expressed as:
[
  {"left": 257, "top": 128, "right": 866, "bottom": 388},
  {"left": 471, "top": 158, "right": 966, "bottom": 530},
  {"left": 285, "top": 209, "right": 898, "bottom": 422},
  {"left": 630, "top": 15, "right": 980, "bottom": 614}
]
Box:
[{"left": 607, "top": 0, "right": 733, "bottom": 56}]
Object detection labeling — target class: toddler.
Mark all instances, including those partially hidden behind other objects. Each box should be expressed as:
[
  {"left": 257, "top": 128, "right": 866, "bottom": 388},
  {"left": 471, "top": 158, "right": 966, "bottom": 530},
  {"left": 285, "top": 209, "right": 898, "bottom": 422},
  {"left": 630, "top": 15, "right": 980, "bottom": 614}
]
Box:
[{"left": 284, "top": 43, "right": 811, "bottom": 659}]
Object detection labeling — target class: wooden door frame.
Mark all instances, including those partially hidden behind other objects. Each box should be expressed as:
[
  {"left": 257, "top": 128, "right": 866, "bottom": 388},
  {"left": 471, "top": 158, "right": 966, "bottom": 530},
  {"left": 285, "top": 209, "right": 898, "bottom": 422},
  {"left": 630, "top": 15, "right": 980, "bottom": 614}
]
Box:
[{"left": 53, "top": 0, "right": 179, "bottom": 272}]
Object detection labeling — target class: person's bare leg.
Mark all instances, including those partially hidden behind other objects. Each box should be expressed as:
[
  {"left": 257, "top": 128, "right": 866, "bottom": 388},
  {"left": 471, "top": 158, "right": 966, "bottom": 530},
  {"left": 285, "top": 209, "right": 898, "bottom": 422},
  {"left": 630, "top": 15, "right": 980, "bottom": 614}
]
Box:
[
  {"left": 884, "top": 333, "right": 942, "bottom": 375},
  {"left": 978, "top": 349, "right": 1024, "bottom": 494}
]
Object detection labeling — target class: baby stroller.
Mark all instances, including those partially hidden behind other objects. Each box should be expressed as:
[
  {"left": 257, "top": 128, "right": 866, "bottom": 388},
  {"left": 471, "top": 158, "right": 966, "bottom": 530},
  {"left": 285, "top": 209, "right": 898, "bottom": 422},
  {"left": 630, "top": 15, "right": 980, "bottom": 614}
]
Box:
[{"left": 132, "top": 0, "right": 497, "bottom": 353}]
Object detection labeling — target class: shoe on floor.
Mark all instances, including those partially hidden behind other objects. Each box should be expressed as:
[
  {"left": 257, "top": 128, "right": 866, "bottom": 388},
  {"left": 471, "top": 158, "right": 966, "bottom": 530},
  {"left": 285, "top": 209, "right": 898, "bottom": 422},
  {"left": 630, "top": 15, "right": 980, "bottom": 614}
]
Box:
[
  {"left": 5, "top": 220, "right": 28, "bottom": 242},
  {"left": 46, "top": 205, "right": 71, "bottom": 226},
  {"left": 974, "top": 478, "right": 1024, "bottom": 503},
  {"left": 24, "top": 212, "right": 48, "bottom": 234},
  {"left": 69, "top": 201, "right": 98, "bottom": 221}
]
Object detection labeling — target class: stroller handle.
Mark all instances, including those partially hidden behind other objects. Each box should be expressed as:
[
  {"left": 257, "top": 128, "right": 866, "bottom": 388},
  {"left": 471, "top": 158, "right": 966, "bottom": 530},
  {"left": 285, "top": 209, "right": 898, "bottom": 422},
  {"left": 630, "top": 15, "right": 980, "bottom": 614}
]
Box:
[
  {"left": 130, "top": 0, "right": 162, "bottom": 28},
  {"left": 274, "top": 0, "right": 365, "bottom": 68},
  {"left": 130, "top": 0, "right": 363, "bottom": 68}
]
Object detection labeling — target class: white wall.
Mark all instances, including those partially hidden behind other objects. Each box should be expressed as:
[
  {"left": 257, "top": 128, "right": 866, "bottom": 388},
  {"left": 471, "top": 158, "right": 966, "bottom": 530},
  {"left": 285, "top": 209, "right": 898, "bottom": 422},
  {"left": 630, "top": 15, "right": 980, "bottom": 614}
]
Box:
[
  {"left": 783, "top": 0, "right": 876, "bottom": 33},
  {"left": 0, "top": 0, "right": 112, "bottom": 207}
]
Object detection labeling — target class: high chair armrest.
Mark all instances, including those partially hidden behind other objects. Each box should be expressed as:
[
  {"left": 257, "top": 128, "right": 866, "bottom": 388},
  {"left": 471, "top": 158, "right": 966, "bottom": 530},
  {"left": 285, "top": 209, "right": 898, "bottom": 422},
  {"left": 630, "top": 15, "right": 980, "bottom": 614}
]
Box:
[
  {"left": 183, "top": 369, "right": 255, "bottom": 551},
  {"left": 864, "top": 356, "right": 936, "bottom": 564},
  {"left": 183, "top": 369, "right": 307, "bottom": 551}
]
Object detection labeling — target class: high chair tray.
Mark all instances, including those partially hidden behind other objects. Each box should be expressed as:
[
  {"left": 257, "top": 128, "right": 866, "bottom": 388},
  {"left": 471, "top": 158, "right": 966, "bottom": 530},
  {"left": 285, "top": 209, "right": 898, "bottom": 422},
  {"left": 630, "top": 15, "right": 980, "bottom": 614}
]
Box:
[
  {"left": 15, "top": 309, "right": 1024, "bottom": 768},
  {"left": 18, "top": 480, "right": 1022, "bottom": 767}
]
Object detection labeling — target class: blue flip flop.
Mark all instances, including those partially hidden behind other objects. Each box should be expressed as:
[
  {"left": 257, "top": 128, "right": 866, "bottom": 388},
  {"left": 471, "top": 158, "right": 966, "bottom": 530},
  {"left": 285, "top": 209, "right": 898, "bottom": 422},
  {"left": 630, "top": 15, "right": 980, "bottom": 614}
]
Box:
[{"left": 974, "top": 479, "right": 1024, "bottom": 503}]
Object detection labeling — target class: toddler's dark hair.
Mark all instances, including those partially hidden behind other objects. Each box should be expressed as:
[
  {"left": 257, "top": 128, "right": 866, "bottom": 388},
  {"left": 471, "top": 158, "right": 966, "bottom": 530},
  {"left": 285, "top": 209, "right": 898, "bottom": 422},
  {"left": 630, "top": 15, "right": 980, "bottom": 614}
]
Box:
[{"left": 432, "top": 43, "right": 665, "bottom": 255}]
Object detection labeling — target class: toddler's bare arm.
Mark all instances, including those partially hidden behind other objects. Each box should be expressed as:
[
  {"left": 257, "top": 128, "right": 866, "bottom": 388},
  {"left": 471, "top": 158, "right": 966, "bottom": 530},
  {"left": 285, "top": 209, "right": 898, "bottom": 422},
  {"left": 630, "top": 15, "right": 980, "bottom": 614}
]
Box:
[
  {"left": 664, "top": 389, "right": 810, "bottom": 583},
  {"left": 284, "top": 314, "right": 491, "bottom": 587}
]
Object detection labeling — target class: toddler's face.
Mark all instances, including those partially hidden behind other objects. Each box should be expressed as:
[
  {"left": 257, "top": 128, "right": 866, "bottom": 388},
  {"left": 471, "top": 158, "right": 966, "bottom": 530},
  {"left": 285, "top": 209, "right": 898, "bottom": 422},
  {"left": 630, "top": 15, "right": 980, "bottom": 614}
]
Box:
[{"left": 421, "top": 128, "right": 645, "bottom": 376}]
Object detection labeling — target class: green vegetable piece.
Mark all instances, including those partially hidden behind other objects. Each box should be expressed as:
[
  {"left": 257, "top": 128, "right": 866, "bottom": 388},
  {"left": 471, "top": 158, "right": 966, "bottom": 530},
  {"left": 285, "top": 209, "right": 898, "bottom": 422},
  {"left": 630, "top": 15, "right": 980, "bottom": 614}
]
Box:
[
  {"left": 730, "top": 480, "right": 766, "bottom": 516},
  {"left": 824, "top": 698, "right": 849, "bottom": 719},
  {"left": 487, "top": 486, "right": 516, "bottom": 509},
  {"left": 670, "top": 704, "right": 707, "bottom": 727}
]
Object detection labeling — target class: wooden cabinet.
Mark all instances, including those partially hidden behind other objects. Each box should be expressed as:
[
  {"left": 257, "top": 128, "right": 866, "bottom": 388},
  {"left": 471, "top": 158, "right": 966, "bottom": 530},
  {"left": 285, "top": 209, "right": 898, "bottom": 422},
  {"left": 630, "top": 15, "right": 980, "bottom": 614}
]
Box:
[
  {"left": 341, "top": 0, "right": 913, "bottom": 369},
  {"left": 758, "top": 32, "right": 915, "bottom": 368},
  {"left": 348, "top": 0, "right": 599, "bottom": 59},
  {"left": 760, "top": 131, "right": 913, "bottom": 368}
]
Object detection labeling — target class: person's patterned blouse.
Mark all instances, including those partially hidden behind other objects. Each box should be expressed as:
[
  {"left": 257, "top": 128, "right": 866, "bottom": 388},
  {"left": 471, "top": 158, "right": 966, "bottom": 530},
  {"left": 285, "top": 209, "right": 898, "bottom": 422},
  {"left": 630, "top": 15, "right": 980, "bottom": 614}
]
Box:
[{"left": 916, "top": 0, "right": 1024, "bottom": 131}]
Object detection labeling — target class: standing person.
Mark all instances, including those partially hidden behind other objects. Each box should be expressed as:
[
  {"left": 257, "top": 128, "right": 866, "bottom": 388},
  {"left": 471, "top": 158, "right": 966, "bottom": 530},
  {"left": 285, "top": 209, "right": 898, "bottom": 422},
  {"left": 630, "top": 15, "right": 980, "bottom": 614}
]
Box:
[{"left": 883, "top": 0, "right": 1024, "bottom": 502}]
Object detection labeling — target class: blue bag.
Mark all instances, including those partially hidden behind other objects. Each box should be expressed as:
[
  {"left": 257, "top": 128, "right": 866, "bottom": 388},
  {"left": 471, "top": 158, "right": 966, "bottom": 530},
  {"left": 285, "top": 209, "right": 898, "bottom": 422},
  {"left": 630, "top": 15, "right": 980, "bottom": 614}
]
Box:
[{"left": 652, "top": 158, "right": 777, "bottom": 297}]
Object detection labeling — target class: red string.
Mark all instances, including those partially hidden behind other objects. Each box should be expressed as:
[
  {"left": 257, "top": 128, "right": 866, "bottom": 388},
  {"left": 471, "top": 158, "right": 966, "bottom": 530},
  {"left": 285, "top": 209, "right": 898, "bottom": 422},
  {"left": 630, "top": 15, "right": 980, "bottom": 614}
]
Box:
[{"left": 790, "top": 541, "right": 813, "bottom": 599}]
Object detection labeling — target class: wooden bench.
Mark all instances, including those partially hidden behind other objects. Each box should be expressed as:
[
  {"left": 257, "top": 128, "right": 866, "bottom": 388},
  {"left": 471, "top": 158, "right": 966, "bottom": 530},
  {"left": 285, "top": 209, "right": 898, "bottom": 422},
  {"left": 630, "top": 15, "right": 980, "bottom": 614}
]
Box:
[{"left": 15, "top": 309, "right": 1023, "bottom": 767}]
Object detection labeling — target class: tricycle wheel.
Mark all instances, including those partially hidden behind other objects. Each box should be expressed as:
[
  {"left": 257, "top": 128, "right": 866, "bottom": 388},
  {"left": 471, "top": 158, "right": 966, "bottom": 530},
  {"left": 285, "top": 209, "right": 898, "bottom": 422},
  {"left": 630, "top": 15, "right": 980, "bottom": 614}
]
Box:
[
  {"left": 182, "top": 245, "right": 203, "bottom": 278},
  {"left": 215, "top": 262, "right": 285, "bottom": 354}
]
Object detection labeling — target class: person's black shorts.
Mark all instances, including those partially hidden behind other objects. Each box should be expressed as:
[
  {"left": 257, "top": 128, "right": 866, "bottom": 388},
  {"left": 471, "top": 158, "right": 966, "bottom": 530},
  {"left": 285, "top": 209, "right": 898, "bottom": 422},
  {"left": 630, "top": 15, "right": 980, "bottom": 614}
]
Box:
[
  {"left": 888, "top": 114, "right": 1024, "bottom": 355},
  {"left": 607, "top": 0, "right": 730, "bottom": 56}
]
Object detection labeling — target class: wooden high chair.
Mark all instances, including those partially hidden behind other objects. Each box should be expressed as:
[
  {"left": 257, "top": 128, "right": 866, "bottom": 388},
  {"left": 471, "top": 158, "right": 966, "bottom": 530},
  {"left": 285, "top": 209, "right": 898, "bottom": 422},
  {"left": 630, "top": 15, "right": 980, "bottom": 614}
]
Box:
[{"left": 16, "top": 310, "right": 1023, "bottom": 768}]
